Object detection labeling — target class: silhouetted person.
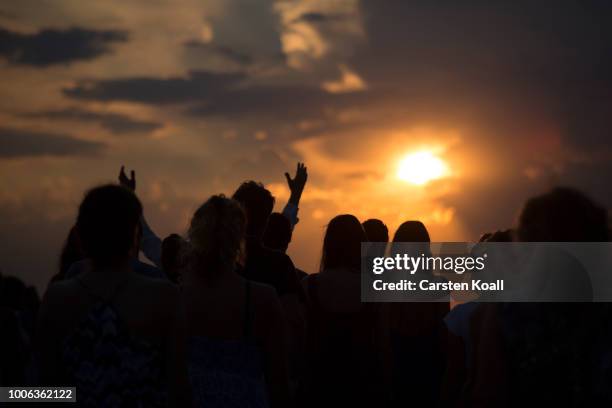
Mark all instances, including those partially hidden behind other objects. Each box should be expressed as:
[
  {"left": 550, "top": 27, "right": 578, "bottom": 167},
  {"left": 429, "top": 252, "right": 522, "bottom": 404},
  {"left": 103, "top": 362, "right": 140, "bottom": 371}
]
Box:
[
  {"left": 264, "top": 212, "right": 308, "bottom": 280},
  {"left": 300, "top": 214, "right": 390, "bottom": 408},
  {"left": 182, "top": 195, "right": 292, "bottom": 407},
  {"left": 233, "top": 181, "right": 305, "bottom": 392},
  {"left": 393, "top": 220, "right": 430, "bottom": 242},
  {"left": 264, "top": 212, "right": 293, "bottom": 253},
  {"left": 470, "top": 187, "right": 611, "bottom": 407},
  {"left": 444, "top": 230, "right": 521, "bottom": 405},
  {"left": 233, "top": 181, "right": 299, "bottom": 295},
  {"left": 36, "top": 184, "right": 189, "bottom": 407},
  {"left": 361, "top": 218, "right": 389, "bottom": 269},
  {"left": 362, "top": 218, "right": 389, "bottom": 242},
  {"left": 59, "top": 167, "right": 166, "bottom": 281},
  {"left": 385, "top": 220, "right": 448, "bottom": 407}
]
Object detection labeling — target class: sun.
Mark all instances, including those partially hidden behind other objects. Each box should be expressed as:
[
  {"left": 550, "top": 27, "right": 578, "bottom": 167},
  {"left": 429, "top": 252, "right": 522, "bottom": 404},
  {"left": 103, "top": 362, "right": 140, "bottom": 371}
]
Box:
[{"left": 397, "top": 150, "right": 449, "bottom": 185}]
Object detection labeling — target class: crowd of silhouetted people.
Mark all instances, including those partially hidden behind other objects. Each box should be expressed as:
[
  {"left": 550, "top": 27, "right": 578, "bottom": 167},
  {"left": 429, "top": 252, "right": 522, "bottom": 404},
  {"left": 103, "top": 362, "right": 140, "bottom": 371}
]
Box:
[{"left": 1, "top": 162, "right": 612, "bottom": 407}]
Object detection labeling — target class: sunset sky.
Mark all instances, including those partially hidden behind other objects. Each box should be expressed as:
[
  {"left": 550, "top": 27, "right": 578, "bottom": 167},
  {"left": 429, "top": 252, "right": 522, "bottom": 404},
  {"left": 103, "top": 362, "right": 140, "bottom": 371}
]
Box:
[{"left": 1, "top": 0, "right": 611, "bottom": 291}]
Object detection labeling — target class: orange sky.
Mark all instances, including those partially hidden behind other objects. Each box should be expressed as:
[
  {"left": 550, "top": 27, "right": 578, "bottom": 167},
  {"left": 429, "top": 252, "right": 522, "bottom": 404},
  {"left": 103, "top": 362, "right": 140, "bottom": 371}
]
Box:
[{"left": 1, "top": 0, "right": 611, "bottom": 291}]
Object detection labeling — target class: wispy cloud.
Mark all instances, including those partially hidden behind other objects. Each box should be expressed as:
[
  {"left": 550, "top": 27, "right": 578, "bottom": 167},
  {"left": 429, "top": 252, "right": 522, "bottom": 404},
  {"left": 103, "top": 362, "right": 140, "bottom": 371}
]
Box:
[
  {"left": 0, "top": 127, "right": 104, "bottom": 158},
  {"left": 22, "top": 108, "right": 163, "bottom": 135}
]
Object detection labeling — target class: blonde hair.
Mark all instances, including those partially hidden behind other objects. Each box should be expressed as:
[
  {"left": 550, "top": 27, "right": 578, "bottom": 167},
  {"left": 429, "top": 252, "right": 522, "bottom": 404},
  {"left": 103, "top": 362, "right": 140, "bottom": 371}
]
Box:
[{"left": 188, "top": 195, "right": 246, "bottom": 278}]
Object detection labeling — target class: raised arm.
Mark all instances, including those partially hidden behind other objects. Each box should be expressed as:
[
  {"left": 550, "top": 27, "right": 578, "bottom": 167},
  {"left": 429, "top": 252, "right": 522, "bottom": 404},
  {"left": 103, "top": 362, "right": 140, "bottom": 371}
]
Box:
[
  {"left": 282, "top": 162, "right": 308, "bottom": 229},
  {"left": 119, "top": 166, "right": 162, "bottom": 267}
]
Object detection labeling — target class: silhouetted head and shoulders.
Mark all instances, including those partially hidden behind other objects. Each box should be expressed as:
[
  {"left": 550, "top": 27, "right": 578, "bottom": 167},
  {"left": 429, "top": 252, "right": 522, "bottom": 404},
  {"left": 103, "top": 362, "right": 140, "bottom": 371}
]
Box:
[
  {"left": 183, "top": 194, "right": 283, "bottom": 337},
  {"left": 393, "top": 220, "right": 430, "bottom": 242},
  {"left": 263, "top": 212, "right": 293, "bottom": 253},
  {"left": 232, "top": 181, "right": 299, "bottom": 296},
  {"left": 392, "top": 220, "right": 433, "bottom": 259},
  {"left": 304, "top": 214, "right": 367, "bottom": 312},
  {"left": 37, "top": 184, "right": 184, "bottom": 405},
  {"left": 362, "top": 218, "right": 389, "bottom": 260},
  {"left": 514, "top": 187, "right": 609, "bottom": 302},
  {"left": 469, "top": 187, "right": 611, "bottom": 406},
  {"left": 263, "top": 212, "right": 308, "bottom": 279},
  {"left": 43, "top": 185, "right": 177, "bottom": 311},
  {"left": 301, "top": 214, "right": 390, "bottom": 406},
  {"left": 182, "top": 194, "right": 290, "bottom": 408},
  {"left": 362, "top": 218, "right": 389, "bottom": 242}
]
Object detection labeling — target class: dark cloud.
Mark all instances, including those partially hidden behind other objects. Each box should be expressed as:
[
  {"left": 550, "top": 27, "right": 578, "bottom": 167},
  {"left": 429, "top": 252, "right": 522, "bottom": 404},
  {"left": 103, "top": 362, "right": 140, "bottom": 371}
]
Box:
[
  {"left": 62, "top": 68, "right": 368, "bottom": 121},
  {"left": 349, "top": 0, "right": 612, "bottom": 162},
  {"left": 0, "top": 26, "right": 127, "bottom": 67},
  {"left": 190, "top": 84, "right": 331, "bottom": 118},
  {"left": 291, "top": 12, "right": 349, "bottom": 24},
  {"left": 24, "top": 108, "right": 163, "bottom": 134},
  {"left": 0, "top": 127, "right": 104, "bottom": 158},
  {"left": 63, "top": 70, "right": 246, "bottom": 104},
  {"left": 354, "top": 1, "right": 612, "bottom": 121},
  {"left": 184, "top": 40, "right": 252, "bottom": 65}
]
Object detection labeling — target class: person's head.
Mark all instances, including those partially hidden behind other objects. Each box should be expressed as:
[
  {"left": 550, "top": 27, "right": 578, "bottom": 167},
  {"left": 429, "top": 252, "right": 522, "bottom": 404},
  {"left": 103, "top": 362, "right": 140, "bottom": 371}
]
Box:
[
  {"left": 518, "top": 187, "right": 610, "bottom": 242},
  {"left": 188, "top": 195, "right": 246, "bottom": 279},
  {"left": 393, "top": 221, "right": 430, "bottom": 242},
  {"left": 392, "top": 220, "right": 431, "bottom": 257},
  {"left": 76, "top": 184, "right": 142, "bottom": 267},
  {"left": 263, "top": 212, "right": 292, "bottom": 252},
  {"left": 320, "top": 214, "right": 366, "bottom": 272},
  {"left": 161, "top": 233, "right": 187, "bottom": 283},
  {"left": 232, "top": 181, "right": 275, "bottom": 238},
  {"left": 362, "top": 219, "right": 389, "bottom": 242}
]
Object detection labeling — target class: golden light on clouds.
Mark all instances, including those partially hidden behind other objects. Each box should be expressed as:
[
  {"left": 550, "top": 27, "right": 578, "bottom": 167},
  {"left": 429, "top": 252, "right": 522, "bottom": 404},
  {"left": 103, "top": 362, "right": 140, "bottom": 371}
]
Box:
[
  {"left": 322, "top": 65, "right": 367, "bottom": 94},
  {"left": 200, "top": 22, "right": 214, "bottom": 43},
  {"left": 397, "top": 150, "right": 450, "bottom": 185}
]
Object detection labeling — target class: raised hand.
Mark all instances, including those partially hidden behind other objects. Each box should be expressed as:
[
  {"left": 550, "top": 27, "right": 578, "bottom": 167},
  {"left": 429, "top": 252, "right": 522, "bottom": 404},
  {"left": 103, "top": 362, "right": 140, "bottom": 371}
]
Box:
[
  {"left": 118, "top": 165, "right": 136, "bottom": 192},
  {"left": 285, "top": 162, "right": 308, "bottom": 205}
]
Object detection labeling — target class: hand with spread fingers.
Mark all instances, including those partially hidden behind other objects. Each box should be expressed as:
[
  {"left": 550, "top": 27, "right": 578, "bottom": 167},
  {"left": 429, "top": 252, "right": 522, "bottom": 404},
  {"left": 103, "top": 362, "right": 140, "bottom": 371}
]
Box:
[{"left": 285, "top": 162, "right": 307, "bottom": 206}]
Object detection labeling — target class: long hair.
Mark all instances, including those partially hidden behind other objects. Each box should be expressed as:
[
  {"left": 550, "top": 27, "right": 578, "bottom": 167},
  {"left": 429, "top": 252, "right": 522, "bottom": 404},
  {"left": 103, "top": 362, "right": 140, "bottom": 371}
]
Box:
[
  {"left": 188, "top": 195, "right": 246, "bottom": 279},
  {"left": 320, "top": 214, "right": 366, "bottom": 273},
  {"left": 392, "top": 220, "right": 432, "bottom": 257}
]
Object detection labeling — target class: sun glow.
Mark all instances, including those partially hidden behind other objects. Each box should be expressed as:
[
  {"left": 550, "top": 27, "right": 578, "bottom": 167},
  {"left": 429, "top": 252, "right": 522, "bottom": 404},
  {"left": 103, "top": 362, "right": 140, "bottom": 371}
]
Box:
[{"left": 397, "top": 150, "right": 449, "bottom": 185}]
